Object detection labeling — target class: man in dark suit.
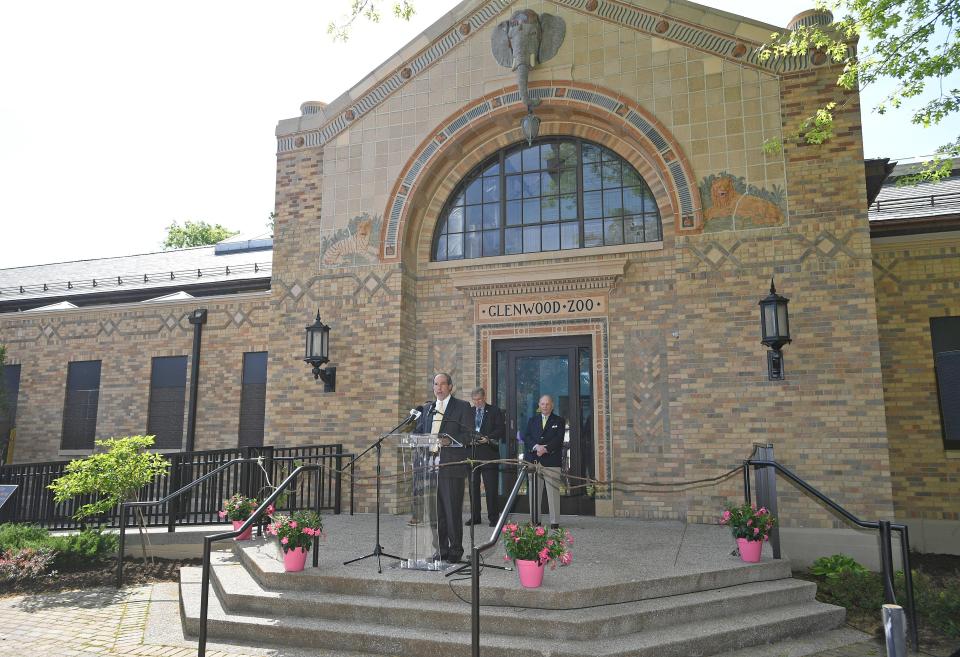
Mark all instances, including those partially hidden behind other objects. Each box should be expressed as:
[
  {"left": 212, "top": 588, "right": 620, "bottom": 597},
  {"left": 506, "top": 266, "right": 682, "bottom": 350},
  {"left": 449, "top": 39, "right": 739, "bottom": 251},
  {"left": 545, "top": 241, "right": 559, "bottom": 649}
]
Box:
[
  {"left": 466, "top": 387, "right": 506, "bottom": 528},
  {"left": 523, "top": 394, "right": 565, "bottom": 529},
  {"left": 414, "top": 372, "right": 473, "bottom": 563}
]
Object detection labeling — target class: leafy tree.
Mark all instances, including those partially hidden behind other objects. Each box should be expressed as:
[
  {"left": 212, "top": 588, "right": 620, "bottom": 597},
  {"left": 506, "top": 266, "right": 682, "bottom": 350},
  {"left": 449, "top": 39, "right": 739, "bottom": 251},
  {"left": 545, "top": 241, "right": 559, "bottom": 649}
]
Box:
[
  {"left": 49, "top": 436, "right": 169, "bottom": 561},
  {"left": 162, "top": 220, "right": 238, "bottom": 250},
  {"left": 328, "top": 0, "right": 416, "bottom": 41},
  {"left": 760, "top": 0, "right": 960, "bottom": 182},
  {"left": 267, "top": 211, "right": 277, "bottom": 235}
]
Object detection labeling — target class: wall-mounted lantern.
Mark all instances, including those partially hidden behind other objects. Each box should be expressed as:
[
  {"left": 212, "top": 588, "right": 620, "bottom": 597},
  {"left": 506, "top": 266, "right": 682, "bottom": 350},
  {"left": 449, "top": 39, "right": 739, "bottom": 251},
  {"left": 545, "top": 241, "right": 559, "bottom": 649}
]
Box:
[
  {"left": 759, "top": 278, "right": 791, "bottom": 380},
  {"left": 304, "top": 310, "right": 336, "bottom": 392}
]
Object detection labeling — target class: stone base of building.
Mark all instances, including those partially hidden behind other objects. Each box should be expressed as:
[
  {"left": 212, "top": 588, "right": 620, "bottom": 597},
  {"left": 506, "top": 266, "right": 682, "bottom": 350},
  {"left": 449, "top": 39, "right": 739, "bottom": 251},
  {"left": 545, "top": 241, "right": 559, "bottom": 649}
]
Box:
[{"left": 895, "top": 517, "right": 960, "bottom": 556}]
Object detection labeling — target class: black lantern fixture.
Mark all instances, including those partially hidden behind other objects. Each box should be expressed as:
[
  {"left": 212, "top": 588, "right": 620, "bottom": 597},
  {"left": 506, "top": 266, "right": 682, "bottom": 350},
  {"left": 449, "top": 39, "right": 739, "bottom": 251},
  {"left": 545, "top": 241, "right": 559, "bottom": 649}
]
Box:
[
  {"left": 759, "top": 278, "right": 791, "bottom": 380},
  {"left": 304, "top": 310, "right": 336, "bottom": 392}
]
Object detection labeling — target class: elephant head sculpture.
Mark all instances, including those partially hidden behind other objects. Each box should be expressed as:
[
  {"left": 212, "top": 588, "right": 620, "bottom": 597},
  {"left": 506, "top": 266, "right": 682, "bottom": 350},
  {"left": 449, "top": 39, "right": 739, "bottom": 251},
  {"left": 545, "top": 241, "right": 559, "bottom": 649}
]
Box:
[{"left": 491, "top": 9, "right": 566, "bottom": 110}]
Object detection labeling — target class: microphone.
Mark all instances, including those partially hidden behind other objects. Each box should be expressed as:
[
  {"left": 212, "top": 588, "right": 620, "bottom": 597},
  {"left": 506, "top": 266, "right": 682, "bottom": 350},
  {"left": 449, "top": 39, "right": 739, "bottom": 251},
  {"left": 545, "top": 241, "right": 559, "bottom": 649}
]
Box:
[{"left": 408, "top": 408, "right": 422, "bottom": 419}]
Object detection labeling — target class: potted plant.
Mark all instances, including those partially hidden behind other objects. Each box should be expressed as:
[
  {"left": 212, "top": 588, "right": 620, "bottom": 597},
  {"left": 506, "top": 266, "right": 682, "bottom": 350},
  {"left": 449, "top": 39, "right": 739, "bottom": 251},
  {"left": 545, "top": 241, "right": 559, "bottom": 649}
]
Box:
[
  {"left": 266, "top": 509, "right": 324, "bottom": 572},
  {"left": 219, "top": 493, "right": 259, "bottom": 541},
  {"left": 500, "top": 522, "right": 573, "bottom": 588},
  {"left": 720, "top": 503, "right": 777, "bottom": 563}
]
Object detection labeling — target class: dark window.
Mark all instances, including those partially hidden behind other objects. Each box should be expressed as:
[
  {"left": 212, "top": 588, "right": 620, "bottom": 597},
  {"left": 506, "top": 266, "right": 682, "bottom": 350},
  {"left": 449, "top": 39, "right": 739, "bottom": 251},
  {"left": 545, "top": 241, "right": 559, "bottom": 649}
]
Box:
[
  {"left": 433, "top": 138, "right": 662, "bottom": 261},
  {"left": 930, "top": 317, "right": 960, "bottom": 450},
  {"left": 61, "top": 360, "right": 101, "bottom": 450},
  {"left": 238, "top": 352, "right": 268, "bottom": 448},
  {"left": 0, "top": 364, "right": 21, "bottom": 461},
  {"left": 147, "top": 356, "right": 188, "bottom": 450}
]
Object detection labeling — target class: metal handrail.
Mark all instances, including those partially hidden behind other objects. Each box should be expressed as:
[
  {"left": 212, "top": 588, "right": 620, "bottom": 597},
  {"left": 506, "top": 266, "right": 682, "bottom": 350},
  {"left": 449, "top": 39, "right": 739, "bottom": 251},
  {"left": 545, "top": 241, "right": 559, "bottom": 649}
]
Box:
[
  {"left": 470, "top": 462, "right": 530, "bottom": 657},
  {"left": 745, "top": 457, "right": 918, "bottom": 652},
  {"left": 198, "top": 463, "right": 325, "bottom": 657},
  {"left": 117, "top": 457, "right": 257, "bottom": 587},
  {"left": 116, "top": 452, "right": 353, "bottom": 587}
]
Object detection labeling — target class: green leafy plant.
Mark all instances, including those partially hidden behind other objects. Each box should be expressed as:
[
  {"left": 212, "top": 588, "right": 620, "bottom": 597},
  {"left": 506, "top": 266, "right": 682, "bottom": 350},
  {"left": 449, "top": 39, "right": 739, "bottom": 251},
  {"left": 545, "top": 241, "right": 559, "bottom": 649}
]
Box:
[
  {"left": 267, "top": 510, "right": 323, "bottom": 553},
  {"left": 719, "top": 503, "right": 777, "bottom": 542},
  {"left": 810, "top": 553, "right": 869, "bottom": 579},
  {"left": 500, "top": 522, "right": 573, "bottom": 568},
  {"left": 162, "top": 220, "right": 237, "bottom": 250}
]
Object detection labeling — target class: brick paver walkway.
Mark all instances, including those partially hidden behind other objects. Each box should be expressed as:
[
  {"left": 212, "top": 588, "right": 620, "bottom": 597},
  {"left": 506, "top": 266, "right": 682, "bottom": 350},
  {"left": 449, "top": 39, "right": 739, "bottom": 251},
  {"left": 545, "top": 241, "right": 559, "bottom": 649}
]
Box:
[{"left": 0, "top": 583, "right": 891, "bottom": 657}]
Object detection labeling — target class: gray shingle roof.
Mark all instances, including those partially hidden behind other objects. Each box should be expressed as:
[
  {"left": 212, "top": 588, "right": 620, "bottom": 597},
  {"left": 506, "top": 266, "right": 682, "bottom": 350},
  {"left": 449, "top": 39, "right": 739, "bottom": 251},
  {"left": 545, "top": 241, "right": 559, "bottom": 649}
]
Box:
[
  {"left": 869, "top": 162, "right": 960, "bottom": 222},
  {"left": 0, "top": 242, "right": 272, "bottom": 304}
]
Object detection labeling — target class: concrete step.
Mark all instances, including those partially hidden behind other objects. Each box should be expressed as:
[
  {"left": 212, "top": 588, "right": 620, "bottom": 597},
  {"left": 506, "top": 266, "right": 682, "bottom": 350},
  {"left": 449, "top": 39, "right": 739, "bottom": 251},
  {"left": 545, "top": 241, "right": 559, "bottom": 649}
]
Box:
[
  {"left": 712, "top": 627, "right": 875, "bottom": 657},
  {"left": 207, "top": 551, "right": 821, "bottom": 641},
  {"left": 181, "top": 566, "right": 844, "bottom": 657},
  {"left": 231, "top": 540, "right": 797, "bottom": 609}
]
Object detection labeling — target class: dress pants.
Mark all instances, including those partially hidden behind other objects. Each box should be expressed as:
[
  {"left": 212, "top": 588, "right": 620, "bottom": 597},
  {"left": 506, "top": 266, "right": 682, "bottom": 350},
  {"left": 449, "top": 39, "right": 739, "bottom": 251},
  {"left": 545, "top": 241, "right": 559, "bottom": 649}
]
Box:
[
  {"left": 529, "top": 466, "right": 561, "bottom": 526},
  {"left": 436, "top": 475, "right": 465, "bottom": 561},
  {"left": 468, "top": 461, "right": 500, "bottom": 523}
]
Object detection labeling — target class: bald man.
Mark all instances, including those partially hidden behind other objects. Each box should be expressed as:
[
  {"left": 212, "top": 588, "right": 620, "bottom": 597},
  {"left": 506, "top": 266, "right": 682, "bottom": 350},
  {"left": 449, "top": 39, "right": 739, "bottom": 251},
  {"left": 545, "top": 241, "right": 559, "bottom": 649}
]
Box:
[{"left": 523, "top": 394, "right": 565, "bottom": 528}]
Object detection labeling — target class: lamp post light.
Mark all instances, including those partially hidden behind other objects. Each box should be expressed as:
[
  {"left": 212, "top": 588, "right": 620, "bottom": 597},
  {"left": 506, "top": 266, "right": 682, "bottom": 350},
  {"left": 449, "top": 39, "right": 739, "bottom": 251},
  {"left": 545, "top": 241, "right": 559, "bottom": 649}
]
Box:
[
  {"left": 304, "top": 310, "right": 336, "bottom": 392},
  {"left": 759, "top": 278, "right": 791, "bottom": 381}
]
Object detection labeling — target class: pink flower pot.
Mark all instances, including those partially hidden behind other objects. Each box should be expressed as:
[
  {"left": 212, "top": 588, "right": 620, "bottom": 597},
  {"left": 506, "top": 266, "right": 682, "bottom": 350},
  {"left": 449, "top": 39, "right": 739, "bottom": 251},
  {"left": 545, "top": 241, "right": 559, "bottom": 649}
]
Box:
[
  {"left": 515, "top": 558, "right": 545, "bottom": 588},
  {"left": 232, "top": 520, "right": 252, "bottom": 541},
  {"left": 283, "top": 547, "right": 308, "bottom": 572},
  {"left": 737, "top": 537, "right": 763, "bottom": 563}
]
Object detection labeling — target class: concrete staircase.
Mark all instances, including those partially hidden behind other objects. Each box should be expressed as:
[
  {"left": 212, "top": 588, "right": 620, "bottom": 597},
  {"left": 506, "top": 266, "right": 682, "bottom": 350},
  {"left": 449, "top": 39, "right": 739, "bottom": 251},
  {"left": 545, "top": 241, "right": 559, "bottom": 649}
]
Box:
[{"left": 179, "top": 536, "right": 850, "bottom": 657}]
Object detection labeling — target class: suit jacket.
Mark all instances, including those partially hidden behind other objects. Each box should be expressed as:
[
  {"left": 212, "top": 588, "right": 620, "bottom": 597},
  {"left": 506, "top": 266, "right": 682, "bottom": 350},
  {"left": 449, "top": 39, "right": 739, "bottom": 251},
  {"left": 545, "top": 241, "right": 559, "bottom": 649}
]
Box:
[
  {"left": 471, "top": 403, "right": 505, "bottom": 460},
  {"left": 523, "top": 412, "right": 565, "bottom": 468},
  {"left": 414, "top": 395, "right": 473, "bottom": 478}
]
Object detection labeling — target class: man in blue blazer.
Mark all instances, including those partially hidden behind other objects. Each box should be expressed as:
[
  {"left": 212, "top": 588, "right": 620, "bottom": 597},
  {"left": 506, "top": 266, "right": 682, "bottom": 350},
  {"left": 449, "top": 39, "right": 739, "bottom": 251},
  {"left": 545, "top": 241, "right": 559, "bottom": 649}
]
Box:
[{"left": 523, "top": 394, "right": 565, "bottom": 528}]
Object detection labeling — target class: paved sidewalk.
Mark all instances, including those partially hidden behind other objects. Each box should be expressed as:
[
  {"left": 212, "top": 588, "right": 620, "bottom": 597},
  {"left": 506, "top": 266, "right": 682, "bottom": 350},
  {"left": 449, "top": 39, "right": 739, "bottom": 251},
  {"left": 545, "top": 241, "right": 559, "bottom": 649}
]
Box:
[{"left": 0, "top": 580, "right": 888, "bottom": 657}]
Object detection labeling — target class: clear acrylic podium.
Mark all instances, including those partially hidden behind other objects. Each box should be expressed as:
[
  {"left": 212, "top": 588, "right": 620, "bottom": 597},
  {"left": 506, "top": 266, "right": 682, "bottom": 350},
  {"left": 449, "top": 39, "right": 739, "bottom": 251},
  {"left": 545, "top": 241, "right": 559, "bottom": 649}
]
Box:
[{"left": 396, "top": 433, "right": 444, "bottom": 571}]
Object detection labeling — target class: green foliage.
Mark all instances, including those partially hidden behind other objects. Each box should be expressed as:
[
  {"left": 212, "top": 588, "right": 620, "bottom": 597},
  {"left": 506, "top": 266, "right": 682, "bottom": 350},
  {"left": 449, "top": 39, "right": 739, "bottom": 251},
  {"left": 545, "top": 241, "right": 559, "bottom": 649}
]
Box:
[
  {"left": 816, "top": 567, "right": 885, "bottom": 610},
  {"left": 720, "top": 502, "right": 777, "bottom": 541},
  {"left": 913, "top": 570, "right": 960, "bottom": 638},
  {"left": 267, "top": 510, "right": 323, "bottom": 553},
  {"left": 758, "top": 0, "right": 960, "bottom": 180},
  {"left": 162, "top": 220, "right": 238, "bottom": 250},
  {"left": 266, "top": 211, "right": 277, "bottom": 235},
  {"left": 48, "top": 435, "right": 170, "bottom": 521},
  {"left": 220, "top": 493, "right": 259, "bottom": 522},
  {"left": 0, "top": 524, "right": 118, "bottom": 573},
  {"left": 500, "top": 521, "right": 573, "bottom": 567},
  {"left": 811, "top": 553, "right": 869, "bottom": 579},
  {"left": 327, "top": 0, "right": 416, "bottom": 41},
  {"left": 762, "top": 137, "right": 784, "bottom": 155}
]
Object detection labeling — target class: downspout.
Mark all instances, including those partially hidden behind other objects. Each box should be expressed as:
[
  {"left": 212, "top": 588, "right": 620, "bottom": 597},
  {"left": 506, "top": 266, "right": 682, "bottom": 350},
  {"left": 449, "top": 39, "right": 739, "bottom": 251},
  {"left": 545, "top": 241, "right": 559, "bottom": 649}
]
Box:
[{"left": 185, "top": 308, "right": 208, "bottom": 452}]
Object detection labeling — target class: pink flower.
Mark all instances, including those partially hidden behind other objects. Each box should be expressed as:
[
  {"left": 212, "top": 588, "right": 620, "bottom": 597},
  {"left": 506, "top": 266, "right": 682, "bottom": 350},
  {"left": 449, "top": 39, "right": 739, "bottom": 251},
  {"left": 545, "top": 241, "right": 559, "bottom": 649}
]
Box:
[
  {"left": 514, "top": 537, "right": 520, "bottom": 542},
  {"left": 535, "top": 526, "right": 545, "bottom": 536},
  {"left": 746, "top": 519, "right": 753, "bottom": 527},
  {"left": 266, "top": 504, "right": 275, "bottom": 516},
  {"left": 218, "top": 510, "right": 226, "bottom": 519},
  {"left": 560, "top": 552, "right": 572, "bottom": 566},
  {"left": 281, "top": 537, "right": 289, "bottom": 545},
  {"left": 565, "top": 532, "right": 574, "bottom": 545},
  {"left": 721, "top": 510, "right": 731, "bottom": 523},
  {"left": 758, "top": 507, "right": 767, "bottom": 514},
  {"left": 538, "top": 547, "right": 550, "bottom": 562},
  {"left": 289, "top": 521, "right": 298, "bottom": 529},
  {"left": 547, "top": 539, "right": 554, "bottom": 547},
  {"left": 753, "top": 527, "right": 760, "bottom": 536}
]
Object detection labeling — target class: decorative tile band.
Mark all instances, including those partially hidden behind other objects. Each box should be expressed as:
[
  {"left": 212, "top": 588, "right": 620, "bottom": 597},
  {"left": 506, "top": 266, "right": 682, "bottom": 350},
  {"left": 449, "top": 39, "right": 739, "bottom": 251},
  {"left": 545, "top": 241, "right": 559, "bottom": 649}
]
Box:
[
  {"left": 277, "top": 0, "right": 820, "bottom": 155},
  {"left": 381, "top": 81, "right": 702, "bottom": 258}
]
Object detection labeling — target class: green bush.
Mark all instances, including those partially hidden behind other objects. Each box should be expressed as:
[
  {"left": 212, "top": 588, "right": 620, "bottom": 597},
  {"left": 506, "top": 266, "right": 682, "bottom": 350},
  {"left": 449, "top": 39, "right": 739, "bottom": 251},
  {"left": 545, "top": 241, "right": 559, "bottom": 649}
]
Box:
[
  {"left": 811, "top": 554, "right": 869, "bottom": 579},
  {"left": 817, "top": 568, "right": 885, "bottom": 611},
  {"left": 0, "top": 524, "right": 117, "bottom": 572},
  {"left": 910, "top": 570, "right": 960, "bottom": 638}
]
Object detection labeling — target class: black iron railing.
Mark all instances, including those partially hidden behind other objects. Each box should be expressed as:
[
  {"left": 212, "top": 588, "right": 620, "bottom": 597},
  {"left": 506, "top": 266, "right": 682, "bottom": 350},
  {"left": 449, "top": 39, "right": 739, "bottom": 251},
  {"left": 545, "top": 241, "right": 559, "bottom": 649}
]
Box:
[
  {"left": 197, "top": 462, "right": 329, "bottom": 657},
  {"left": 115, "top": 448, "right": 352, "bottom": 586},
  {"left": 0, "top": 443, "right": 346, "bottom": 530},
  {"left": 744, "top": 444, "right": 919, "bottom": 652}
]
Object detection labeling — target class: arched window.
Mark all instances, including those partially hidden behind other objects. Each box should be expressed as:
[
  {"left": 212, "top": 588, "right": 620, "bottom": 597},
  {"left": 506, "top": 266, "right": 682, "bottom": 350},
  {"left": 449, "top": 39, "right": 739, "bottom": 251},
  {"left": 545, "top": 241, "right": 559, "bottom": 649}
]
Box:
[{"left": 432, "top": 138, "right": 661, "bottom": 261}]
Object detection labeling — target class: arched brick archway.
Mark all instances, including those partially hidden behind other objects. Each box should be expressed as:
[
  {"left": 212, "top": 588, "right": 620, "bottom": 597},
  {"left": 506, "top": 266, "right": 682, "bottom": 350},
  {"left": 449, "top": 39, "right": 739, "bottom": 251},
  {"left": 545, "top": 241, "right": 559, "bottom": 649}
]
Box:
[{"left": 381, "top": 81, "right": 702, "bottom": 264}]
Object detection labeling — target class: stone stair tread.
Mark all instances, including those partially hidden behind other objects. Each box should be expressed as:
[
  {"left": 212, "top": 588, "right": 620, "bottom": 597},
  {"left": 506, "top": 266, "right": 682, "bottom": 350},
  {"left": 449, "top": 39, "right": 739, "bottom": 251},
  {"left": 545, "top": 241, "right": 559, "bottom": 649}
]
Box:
[
  {"left": 711, "top": 627, "right": 875, "bottom": 657},
  {"left": 182, "top": 566, "right": 845, "bottom": 657},
  {"left": 208, "top": 553, "right": 818, "bottom": 625}
]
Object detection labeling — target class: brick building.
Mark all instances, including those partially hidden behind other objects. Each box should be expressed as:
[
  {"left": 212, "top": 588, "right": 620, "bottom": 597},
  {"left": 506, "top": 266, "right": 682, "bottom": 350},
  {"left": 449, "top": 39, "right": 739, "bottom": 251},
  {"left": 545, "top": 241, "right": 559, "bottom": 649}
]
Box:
[{"left": 1, "top": 0, "right": 957, "bottom": 557}]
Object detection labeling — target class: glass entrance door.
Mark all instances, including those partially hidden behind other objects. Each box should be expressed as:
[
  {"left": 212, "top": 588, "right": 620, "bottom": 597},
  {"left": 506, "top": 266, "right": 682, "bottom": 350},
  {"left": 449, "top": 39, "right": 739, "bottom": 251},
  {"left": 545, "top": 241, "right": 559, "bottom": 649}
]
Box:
[{"left": 493, "top": 336, "right": 595, "bottom": 516}]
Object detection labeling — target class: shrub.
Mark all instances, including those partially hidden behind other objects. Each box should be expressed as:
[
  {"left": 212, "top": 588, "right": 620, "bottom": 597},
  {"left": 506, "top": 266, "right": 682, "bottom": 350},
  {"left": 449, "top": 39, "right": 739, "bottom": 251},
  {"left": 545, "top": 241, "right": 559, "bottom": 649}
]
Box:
[
  {"left": 817, "top": 568, "right": 884, "bottom": 611},
  {"left": 811, "top": 554, "right": 869, "bottom": 579},
  {"left": 0, "top": 547, "right": 56, "bottom": 583},
  {"left": 0, "top": 523, "right": 52, "bottom": 550},
  {"left": 0, "top": 524, "right": 118, "bottom": 573}
]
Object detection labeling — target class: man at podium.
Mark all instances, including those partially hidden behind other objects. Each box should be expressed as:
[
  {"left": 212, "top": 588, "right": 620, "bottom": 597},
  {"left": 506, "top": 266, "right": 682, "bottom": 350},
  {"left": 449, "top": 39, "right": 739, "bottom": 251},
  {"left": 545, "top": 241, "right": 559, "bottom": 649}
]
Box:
[{"left": 414, "top": 372, "right": 473, "bottom": 563}]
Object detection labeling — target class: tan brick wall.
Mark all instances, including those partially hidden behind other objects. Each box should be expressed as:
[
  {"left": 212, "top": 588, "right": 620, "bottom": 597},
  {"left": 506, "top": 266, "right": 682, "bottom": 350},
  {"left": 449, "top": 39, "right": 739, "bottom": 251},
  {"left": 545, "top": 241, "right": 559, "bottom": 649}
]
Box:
[
  {"left": 873, "top": 234, "right": 960, "bottom": 521},
  {"left": 0, "top": 293, "right": 272, "bottom": 461}
]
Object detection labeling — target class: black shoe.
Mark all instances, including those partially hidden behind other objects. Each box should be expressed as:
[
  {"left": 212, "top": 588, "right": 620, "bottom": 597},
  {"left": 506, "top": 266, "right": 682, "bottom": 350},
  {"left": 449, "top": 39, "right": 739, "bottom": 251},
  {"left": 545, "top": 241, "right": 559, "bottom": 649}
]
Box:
[
  {"left": 465, "top": 518, "right": 482, "bottom": 526},
  {"left": 550, "top": 523, "right": 560, "bottom": 530},
  {"left": 448, "top": 552, "right": 463, "bottom": 563}
]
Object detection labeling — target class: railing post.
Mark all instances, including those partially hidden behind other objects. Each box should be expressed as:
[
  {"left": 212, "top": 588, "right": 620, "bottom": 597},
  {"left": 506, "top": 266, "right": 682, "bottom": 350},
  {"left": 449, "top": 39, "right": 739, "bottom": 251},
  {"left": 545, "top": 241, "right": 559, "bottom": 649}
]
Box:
[
  {"left": 334, "top": 452, "right": 343, "bottom": 515},
  {"left": 313, "top": 468, "right": 321, "bottom": 569},
  {"left": 742, "top": 461, "right": 751, "bottom": 505},
  {"left": 198, "top": 536, "right": 212, "bottom": 657},
  {"left": 753, "top": 444, "right": 781, "bottom": 559},
  {"left": 241, "top": 446, "right": 255, "bottom": 501},
  {"left": 350, "top": 459, "right": 355, "bottom": 516},
  {"left": 116, "top": 503, "right": 127, "bottom": 588},
  {"left": 878, "top": 520, "right": 897, "bottom": 605},
  {"left": 167, "top": 455, "right": 180, "bottom": 533},
  {"left": 896, "top": 525, "right": 919, "bottom": 652}
]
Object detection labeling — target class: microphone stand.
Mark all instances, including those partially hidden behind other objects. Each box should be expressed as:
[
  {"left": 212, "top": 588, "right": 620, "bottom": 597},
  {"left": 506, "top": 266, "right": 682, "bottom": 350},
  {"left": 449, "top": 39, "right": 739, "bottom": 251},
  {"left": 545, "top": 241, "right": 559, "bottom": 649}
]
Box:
[{"left": 343, "top": 411, "right": 417, "bottom": 573}]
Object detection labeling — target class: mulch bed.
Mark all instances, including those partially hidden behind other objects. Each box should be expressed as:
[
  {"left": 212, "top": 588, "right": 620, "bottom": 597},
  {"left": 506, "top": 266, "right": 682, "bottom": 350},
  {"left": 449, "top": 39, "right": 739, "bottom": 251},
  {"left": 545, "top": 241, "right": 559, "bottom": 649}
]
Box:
[{"left": 0, "top": 557, "right": 201, "bottom": 598}]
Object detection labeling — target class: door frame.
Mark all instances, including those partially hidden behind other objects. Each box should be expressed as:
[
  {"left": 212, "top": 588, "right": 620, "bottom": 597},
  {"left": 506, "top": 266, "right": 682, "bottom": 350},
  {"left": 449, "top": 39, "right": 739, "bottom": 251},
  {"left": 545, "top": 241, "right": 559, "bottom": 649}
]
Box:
[{"left": 492, "top": 335, "right": 595, "bottom": 516}]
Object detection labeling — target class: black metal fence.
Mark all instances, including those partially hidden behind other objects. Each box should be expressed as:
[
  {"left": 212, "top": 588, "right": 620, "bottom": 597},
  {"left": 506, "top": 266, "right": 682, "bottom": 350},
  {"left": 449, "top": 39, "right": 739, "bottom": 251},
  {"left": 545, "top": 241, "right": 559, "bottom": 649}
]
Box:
[{"left": 0, "top": 444, "right": 346, "bottom": 529}]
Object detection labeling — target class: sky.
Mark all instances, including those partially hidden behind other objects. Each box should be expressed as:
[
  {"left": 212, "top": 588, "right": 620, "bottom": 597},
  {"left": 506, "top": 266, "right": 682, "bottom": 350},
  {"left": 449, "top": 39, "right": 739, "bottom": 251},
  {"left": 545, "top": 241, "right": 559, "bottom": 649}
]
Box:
[{"left": 1, "top": 0, "right": 956, "bottom": 269}]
